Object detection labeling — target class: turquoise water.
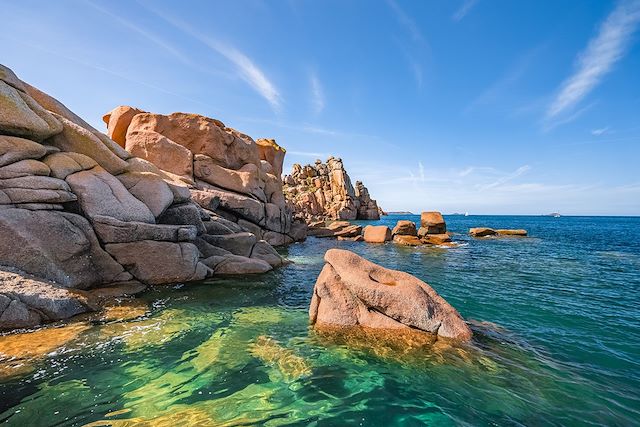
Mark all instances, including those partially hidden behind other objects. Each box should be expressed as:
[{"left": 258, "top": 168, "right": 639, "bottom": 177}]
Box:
[{"left": 1, "top": 215, "right": 639, "bottom": 426}]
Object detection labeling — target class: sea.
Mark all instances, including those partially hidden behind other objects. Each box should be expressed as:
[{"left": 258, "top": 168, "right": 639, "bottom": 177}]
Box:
[{"left": 1, "top": 214, "right": 638, "bottom": 426}]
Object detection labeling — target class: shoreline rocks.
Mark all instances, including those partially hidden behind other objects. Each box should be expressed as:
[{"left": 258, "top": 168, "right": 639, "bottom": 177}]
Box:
[
  {"left": 0, "top": 64, "right": 305, "bottom": 331},
  {"left": 309, "top": 249, "right": 472, "bottom": 341}
]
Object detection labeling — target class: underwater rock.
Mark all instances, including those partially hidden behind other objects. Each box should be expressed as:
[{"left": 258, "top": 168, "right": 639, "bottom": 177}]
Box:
[{"left": 309, "top": 249, "right": 472, "bottom": 341}]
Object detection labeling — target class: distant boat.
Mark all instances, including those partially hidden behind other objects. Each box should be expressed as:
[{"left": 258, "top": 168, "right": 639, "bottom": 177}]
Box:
[
  {"left": 546, "top": 212, "right": 561, "bottom": 217},
  {"left": 464, "top": 212, "right": 469, "bottom": 217}
]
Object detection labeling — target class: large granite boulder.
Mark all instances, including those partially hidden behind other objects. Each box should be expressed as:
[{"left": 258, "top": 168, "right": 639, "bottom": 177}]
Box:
[
  {"left": 419, "top": 211, "right": 446, "bottom": 235},
  {"left": 66, "top": 166, "right": 155, "bottom": 223},
  {"left": 0, "top": 209, "right": 130, "bottom": 288},
  {"left": 392, "top": 220, "right": 417, "bottom": 236},
  {"left": 105, "top": 241, "right": 209, "bottom": 285},
  {"left": 363, "top": 225, "right": 391, "bottom": 243},
  {"left": 309, "top": 249, "right": 472, "bottom": 341}
]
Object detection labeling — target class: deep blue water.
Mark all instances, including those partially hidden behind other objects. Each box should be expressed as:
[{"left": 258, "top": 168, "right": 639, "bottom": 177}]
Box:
[{"left": 0, "top": 215, "right": 639, "bottom": 426}]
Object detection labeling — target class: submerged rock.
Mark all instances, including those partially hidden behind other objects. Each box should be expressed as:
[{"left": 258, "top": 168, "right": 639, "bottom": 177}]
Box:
[{"left": 309, "top": 249, "right": 472, "bottom": 341}]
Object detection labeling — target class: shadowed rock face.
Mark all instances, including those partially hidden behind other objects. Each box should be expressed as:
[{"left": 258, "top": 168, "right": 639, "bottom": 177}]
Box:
[
  {"left": 282, "top": 157, "right": 381, "bottom": 222},
  {"left": 309, "top": 249, "right": 472, "bottom": 341}
]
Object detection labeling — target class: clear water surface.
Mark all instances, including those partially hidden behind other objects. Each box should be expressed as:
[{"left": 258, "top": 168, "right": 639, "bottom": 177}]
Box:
[{"left": 1, "top": 215, "right": 639, "bottom": 426}]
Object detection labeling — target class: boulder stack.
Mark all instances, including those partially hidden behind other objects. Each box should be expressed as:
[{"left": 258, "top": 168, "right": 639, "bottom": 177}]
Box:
[
  {"left": 417, "top": 211, "right": 452, "bottom": 245},
  {"left": 283, "top": 157, "right": 381, "bottom": 222},
  {"left": 309, "top": 249, "right": 472, "bottom": 341}
]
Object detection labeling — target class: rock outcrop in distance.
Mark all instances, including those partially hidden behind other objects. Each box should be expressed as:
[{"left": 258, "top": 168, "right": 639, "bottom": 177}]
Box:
[
  {"left": 0, "top": 64, "right": 301, "bottom": 330},
  {"left": 283, "top": 157, "right": 381, "bottom": 222},
  {"left": 309, "top": 249, "right": 472, "bottom": 341}
]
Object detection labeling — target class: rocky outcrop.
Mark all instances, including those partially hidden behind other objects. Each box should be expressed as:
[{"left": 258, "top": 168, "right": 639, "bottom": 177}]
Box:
[
  {"left": 283, "top": 157, "right": 381, "bottom": 222},
  {"left": 469, "top": 228, "right": 527, "bottom": 237},
  {"left": 0, "top": 64, "right": 293, "bottom": 330},
  {"left": 309, "top": 249, "right": 472, "bottom": 341},
  {"left": 103, "top": 106, "right": 305, "bottom": 246},
  {"left": 387, "top": 215, "right": 455, "bottom": 247}
]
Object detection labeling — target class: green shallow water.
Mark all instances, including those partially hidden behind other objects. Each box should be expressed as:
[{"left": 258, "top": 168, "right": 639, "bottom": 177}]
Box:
[{"left": 1, "top": 215, "right": 639, "bottom": 426}]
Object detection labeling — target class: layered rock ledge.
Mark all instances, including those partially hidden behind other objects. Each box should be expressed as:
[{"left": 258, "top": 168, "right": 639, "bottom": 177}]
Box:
[{"left": 309, "top": 249, "right": 472, "bottom": 341}]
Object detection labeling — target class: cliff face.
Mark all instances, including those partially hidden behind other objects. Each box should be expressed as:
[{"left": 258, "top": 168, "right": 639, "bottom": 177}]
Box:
[
  {"left": 283, "top": 157, "right": 380, "bottom": 222},
  {"left": 0, "top": 64, "right": 302, "bottom": 330}
]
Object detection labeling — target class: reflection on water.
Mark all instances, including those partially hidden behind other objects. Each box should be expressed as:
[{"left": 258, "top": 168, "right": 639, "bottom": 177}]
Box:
[{"left": 1, "top": 215, "right": 639, "bottom": 426}]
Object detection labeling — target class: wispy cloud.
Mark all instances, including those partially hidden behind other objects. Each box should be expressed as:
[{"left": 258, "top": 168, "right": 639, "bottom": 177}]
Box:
[
  {"left": 212, "top": 42, "right": 283, "bottom": 111},
  {"left": 139, "top": 2, "right": 283, "bottom": 111},
  {"left": 84, "top": 0, "right": 190, "bottom": 64},
  {"left": 591, "top": 126, "right": 610, "bottom": 136},
  {"left": 479, "top": 165, "right": 531, "bottom": 190},
  {"left": 546, "top": 0, "right": 640, "bottom": 121},
  {"left": 310, "top": 71, "right": 325, "bottom": 114},
  {"left": 453, "top": 0, "right": 478, "bottom": 22},
  {"left": 386, "top": 0, "right": 424, "bottom": 42}
]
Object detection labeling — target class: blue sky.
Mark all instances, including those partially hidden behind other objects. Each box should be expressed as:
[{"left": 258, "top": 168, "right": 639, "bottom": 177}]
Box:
[{"left": 2, "top": 0, "right": 640, "bottom": 215}]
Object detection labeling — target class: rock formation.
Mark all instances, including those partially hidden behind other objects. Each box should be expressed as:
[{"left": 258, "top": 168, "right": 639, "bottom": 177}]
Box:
[
  {"left": 309, "top": 249, "right": 472, "bottom": 341},
  {"left": 0, "top": 64, "right": 299, "bottom": 330},
  {"left": 283, "top": 157, "right": 380, "bottom": 222},
  {"left": 103, "top": 106, "right": 306, "bottom": 247},
  {"left": 363, "top": 225, "right": 392, "bottom": 243},
  {"left": 469, "top": 228, "right": 527, "bottom": 237}
]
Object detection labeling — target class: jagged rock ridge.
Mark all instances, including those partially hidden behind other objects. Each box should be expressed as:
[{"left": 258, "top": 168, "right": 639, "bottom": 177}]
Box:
[{"left": 283, "top": 156, "right": 381, "bottom": 222}]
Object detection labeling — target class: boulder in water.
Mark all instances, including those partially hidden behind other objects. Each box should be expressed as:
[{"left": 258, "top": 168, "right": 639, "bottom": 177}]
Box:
[{"left": 309, "top": 249, "right": 472, "bottom": 341}]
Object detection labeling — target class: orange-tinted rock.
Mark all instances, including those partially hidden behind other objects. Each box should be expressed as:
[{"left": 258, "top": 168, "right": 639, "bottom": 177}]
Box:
[
  {"left": 309, "top": 249, "right": 472, "bottom": 341},
  {"left": 256, "top": 138, "right": 285, "bottom": 178},
  {"left": 420, "top": 211, "right": 446, "bottom": 234},
  {"left": 103, "top": 106, "right": 143, "bottom": 148},
  {"left": 126, "top": 112, "right": 259, "bottom": 171},
  {"left": 393, "top": 235, "right": 423, "bottom": 246},
  {"left": 421, "top": 233, "right": 452, "bottom": 245},
  {"left": 469, "top": 227, "right": 496, "bottom": 237},
  {"left": 392, "top": 220, "right": 417, "bottom": 236},
  {"left": 124, "top": 130, "right": 193, "bottom": 180},
  {"left": 363, "top": 225, "right": 391, "bottom": 243},
  {"left": 496, "top": 229, "right": 528, "bottom": 236}
]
